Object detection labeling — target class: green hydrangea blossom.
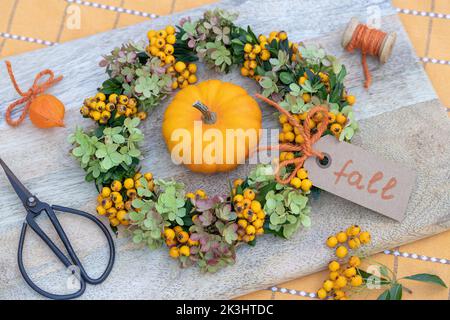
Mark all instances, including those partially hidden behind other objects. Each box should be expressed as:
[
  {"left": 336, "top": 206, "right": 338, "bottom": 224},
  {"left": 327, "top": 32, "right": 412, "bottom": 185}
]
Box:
[
  {"left": 197, "top": 41, "right": 232, "bottom": 72},
  {"left": 154, "top": 179, "right": 187, "bottom": 226},
  {"left": 128, "top": 181, "right": 169, "bottom": 250},
  {"left": 264, "top": 188, "right": 311, "bottom": 238},
  {"left": 68, "top": 118, "right": 144, "bottom": 186}
]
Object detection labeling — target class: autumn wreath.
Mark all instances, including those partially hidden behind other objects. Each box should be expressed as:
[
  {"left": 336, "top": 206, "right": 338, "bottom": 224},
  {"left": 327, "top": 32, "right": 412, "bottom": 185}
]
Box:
[{"left": 68, "top": 9, "right": 359, "bottom": 272}]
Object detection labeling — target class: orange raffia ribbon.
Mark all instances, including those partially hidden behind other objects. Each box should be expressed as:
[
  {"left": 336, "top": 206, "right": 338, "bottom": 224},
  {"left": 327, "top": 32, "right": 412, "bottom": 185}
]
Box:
[
  {"left": 4, "top": 60, "right": 63, "bottom": 127},
  {"left": 255, "top": 94, "right": 329, "bottom": 185}
]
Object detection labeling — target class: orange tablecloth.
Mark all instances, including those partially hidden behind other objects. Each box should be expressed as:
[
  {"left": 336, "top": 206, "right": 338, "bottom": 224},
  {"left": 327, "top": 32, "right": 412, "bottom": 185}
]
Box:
[{"left": 0, "top": 0, "right": 448, "bottom": 300}]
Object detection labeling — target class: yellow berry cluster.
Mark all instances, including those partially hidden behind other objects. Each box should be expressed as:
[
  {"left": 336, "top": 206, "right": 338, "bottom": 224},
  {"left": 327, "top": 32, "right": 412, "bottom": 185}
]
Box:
[
  {"left": 165, "top": 225, "right": 200, "bottom": 259},
  {"left": 165, "top": 189, "right": 206, "bottom": 259},
  {"left": 298, "top": 70, "right": 331, "bottom": 92},
  {"left": 240, "top": 40, "right": 266, "bottom": 80},
  {"left": 278, "top": 107, "right": 349, "bottom": 146},
  {"left": 96, "top": 172, "right": 154, "bottom": 227},
  {"left": 240, "top": 31, "right": 299, "bottom": 80},
  {"left": 343, "top": 91, "right": 356, "bottom": 106},
  {"left": 169, "top": 61, "right": 198, "bottom": 90},
  {"left": 327, "top": 112, "right": 348, "bottom": 137},
  {"left": 288, "top": 168, "right": 312, "bottom": 192},
  {"left": 316, "top": 225, "right": 372, "bottom": 300},
  {"left": 295, "top": 71, "right": 356, "bottom": 137},
  {"left": 232, "top": 180, "right": 265, "bottom": 243},
  {"left": 186, "top": 189, "right": 207, "bottom": 200},
  {"left": 147, "top": 26, "right": 177, "bottom": 66},
  {"left": 146, "top": 26, "right": 198, "bottom": 90},
  {"left": 327, "top": 225, "right": 371, "bottom": 253},
  {"left": 80, "top": 92, "right": 147, "bottom": 124}
]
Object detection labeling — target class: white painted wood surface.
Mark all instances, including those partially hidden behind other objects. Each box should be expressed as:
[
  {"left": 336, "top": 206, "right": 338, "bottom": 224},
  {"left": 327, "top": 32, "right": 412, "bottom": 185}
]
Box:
[{"left": 0, "top": 0, "right": 449, "bottom": 299}]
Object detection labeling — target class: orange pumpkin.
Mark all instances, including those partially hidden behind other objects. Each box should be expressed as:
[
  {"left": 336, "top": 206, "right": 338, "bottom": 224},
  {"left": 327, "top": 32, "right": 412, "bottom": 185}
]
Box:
[
  {"left": 162, "top": 80, "right": 262, "bottom": 174},
  {"left": 29, "top": 94, "right": 65, "bottom": 128}
]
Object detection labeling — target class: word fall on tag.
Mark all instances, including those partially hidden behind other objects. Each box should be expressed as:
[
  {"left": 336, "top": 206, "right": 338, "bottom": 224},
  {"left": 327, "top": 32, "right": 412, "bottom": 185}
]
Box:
[{"left": 304, "top": 135, "right": 417, "bottom": 222}]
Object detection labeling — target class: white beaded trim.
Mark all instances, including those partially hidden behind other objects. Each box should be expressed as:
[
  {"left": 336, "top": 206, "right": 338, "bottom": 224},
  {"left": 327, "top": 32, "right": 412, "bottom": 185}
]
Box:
[
  {"left": 270, "top": 286, "right": 316, "bottom": 298},
  {"left": 65, "top": 0, "right": 160, "bottom": 19},
  {"left": 420, "top": 57, "right": 450, "bottom": 66},
  {"left": 0, "top": 32, "right": 57, "bottom": 46},
  {"left": 383, "top": 250, "right": 449, "bottom": 265},
  {"left": 396, "top": 8, "right": 450, "bottom": 20}
]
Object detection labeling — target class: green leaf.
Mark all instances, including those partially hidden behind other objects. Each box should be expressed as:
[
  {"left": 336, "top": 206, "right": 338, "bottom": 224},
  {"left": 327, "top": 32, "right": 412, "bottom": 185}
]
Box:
[
  {"left": 279, "top": 72, "right": 294, "bottom": 85},
  {"left": 112, "top": 134, "right": 125, "bottom": 144},
  {"left": 112, "top": 151, "right": 124, "bottom": 163},
  {"left": 246, "top": 25, "right": 259, "bottom": 44},
  {"left": 255, "top": 181, "right": 277, "bottom": 206},
  {"left": 336, "top": 65, "right": 347, "bottom": 83},
  {"left": 379, "top": 265, "right": 390, "bottom": 278},
  {"left": 223, "top": 223, "right": 238, "bottom": 244},
  {"left": 403, "top": 274, "right": 447, "bottom": 288},
  {"left": 129, "top": 210, "right": 145, "bottom": 221},
  {"left": 175, "top": 216, "right": 184, "bottom": 226},
  {"left": 125, "top": 117, "right": 140, "bottom": 129},
  {"left": 357, "top": 268, "right": 390, "bottom": 285},
  {"left": 72, "top": 147, "right": 84, "bottom": 157},
  {"left": 101, "top": 78, "right": 123, "bottom": 95},
  {"left": 128, "top": 148, "right": 141, "bottom": 158},
  {"left": 132, "top": 199, "right": 145, "bottom": 208},
  {"left": 377, "top": 289, "right": 390, "bottom": 300},
  {"left": 388, "top": 283, "right": 403, "bottom": 300},
  {"left": 101, "top": 157, "right": 113, "bottom": 170},
  {"left": 260, "top": 77, "right": 274, "bottom": 89},
  {"left": 289, "top": 83, "right": 300, "bottom": 92},
  {"left": 132, "top": 234, "right": 143, "bottom": 244},
  {"left": 300, "top": 214, "right": 311, "bottom": 227},
  {"left": 95, "top": 149, "right": 107, "bottom": 158},
  {"left": 339, "top": 127, "right": 354, "bottom": 142}
]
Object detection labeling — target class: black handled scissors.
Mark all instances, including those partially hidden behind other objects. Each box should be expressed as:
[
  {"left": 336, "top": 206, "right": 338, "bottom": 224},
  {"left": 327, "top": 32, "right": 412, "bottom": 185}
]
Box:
[{"left": 0, "top": 158, "right": 115, "bottom": 300}]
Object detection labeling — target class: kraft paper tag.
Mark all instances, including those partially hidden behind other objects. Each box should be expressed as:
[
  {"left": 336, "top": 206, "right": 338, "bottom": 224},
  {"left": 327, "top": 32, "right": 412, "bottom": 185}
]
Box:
[{"left": 304, "top": 135, "right": 417, "bottom": 222}]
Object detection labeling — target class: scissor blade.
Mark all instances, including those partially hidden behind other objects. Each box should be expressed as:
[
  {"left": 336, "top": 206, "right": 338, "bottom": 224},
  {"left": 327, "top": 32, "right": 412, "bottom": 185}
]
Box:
[{"left": 0, "top": 157, "right": 34, "bottom": 204}]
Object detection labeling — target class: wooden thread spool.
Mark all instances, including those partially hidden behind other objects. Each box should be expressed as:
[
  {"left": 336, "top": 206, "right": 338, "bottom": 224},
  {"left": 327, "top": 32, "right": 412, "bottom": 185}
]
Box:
[{"left": 342, "top": 17, "right": 397, "bottom": 88}]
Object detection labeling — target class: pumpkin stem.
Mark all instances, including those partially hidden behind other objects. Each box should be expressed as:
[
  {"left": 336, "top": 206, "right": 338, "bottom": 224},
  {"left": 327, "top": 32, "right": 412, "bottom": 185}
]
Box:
[{"left": 193, "top": 101, "right": 217, "bottom": 125}]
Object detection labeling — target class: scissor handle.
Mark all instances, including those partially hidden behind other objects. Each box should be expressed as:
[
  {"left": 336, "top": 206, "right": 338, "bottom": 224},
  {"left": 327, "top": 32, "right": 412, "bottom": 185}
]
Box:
[
  {"left": 18, "top": 203, "right": 115, "bottom": 299},
  {"left": 51, "top": 204, "right": 115, "bottom": 284},
  {"left": 18, "top": 222, "right": 87, "bottom": 300}
]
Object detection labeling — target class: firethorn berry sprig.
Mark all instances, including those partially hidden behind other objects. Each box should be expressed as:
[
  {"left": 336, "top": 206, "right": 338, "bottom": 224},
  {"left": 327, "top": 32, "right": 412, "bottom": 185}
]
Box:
[
  {"left": 165, "top": 225, "right": 200, "bottom": 259},
  {"left": 164, "top": 189, "right": 206, "bottom": 260},
  {"left": 277, "top": 95, "right": 355, "bottom": 142},
  {"left": 146, "top": 26, "right": 198, "bottom": 90},
  {"left": 326, "top": 225, "right": 372, "bottom": 254},
  {"left": 186, "top": 189, "right": 208, "bottom": 201},
  {"left": 146, "top": 26, "right": 177, "bottom": 66},
  {"left": 171, "top": 61, "right": 198, "bottom": 90},
  {"left": 317, "top": 225, "right": 371, "bottom": 300},
  {"left": 240, "top": 31, "right": 299, "bottom": 80},
  {"left": 96, "top": 172, "right": 154, "bottom": 227},
  {"left": 80, "top": 92, "right": 148, "bottom": 124},
  {"left": 232, "top": 179, "right": 266, "bottom": 243},
  {"left": 318, "top": 226, "right": 447, "bottom": 300}
]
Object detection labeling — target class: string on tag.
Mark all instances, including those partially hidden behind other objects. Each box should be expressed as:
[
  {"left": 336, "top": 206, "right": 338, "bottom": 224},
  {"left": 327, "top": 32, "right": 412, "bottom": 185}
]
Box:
[
  {"left": 256, "top": 94, "right": 329, "bottom": 185},
  {"left": 342, "top": 18, "right": 397, "bottom": 89}
]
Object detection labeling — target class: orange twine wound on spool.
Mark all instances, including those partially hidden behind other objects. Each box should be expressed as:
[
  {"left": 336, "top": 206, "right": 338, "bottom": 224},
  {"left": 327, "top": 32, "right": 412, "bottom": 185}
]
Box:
[
  {"left": 256, "top": 94, "right": 329, "bottom": 185},
  {"left": 342, "top": 18, "right": 397, "bottom": 89},
  {"left": 4, "top": 60, "right": 64, "bottom": 128}
]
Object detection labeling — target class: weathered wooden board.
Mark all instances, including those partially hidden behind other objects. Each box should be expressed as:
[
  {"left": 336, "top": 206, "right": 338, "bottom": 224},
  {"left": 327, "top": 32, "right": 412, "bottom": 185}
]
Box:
[{"left": 0, "top": 0, "right": 449, "bottom": 299}]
